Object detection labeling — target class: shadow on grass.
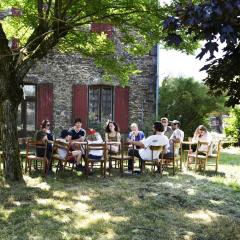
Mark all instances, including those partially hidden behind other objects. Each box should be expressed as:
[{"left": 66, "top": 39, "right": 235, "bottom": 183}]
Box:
[{"left": 0, "top": 159, "right": 240, "bottom": 240}]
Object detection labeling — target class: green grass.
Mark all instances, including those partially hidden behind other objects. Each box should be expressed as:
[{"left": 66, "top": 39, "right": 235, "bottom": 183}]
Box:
[{"left": 0, "top": 148, "right": 240, "bottom": 240}]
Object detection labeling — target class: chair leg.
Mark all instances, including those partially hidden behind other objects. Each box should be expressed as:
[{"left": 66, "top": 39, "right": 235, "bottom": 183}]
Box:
[
  {"left": 159, "top": 161, "right": 163, "bottom": 177},
  {"left": 120, "top": 161, "right": 123, "bottom": 174},
  {"left": 29, "top": 160, "right": 32, "bottom": 174},
  {"left": 25, "top": 159, "right": 28, "bottom": 173},
  {"left": 103, "top": 160, "right": 106, "bottom": 178},
  {"left": 194, "top": 157, "right": 198, "bottom": 172},
  {"left": 216, "top": 157, "right": 218, "bottom": 172},
  {"left": 173, "top": 158, "right": 175, "bottom": 176}
]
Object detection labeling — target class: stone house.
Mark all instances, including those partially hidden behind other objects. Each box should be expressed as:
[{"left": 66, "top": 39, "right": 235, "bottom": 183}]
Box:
[{"left": 17, "top": 24, "right": 158, "bottom": 137}]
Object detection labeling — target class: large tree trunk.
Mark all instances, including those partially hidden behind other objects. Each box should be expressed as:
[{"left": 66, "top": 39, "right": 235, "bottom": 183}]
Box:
[
  {"left": 0, "top": 74, "right": 23, "bottom": 181},
  {"left": 0, "top": 99, "right": 23, "bottom": 181}
]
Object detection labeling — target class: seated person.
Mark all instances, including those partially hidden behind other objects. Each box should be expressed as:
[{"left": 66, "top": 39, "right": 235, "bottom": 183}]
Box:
[
  {"left": 105, "top": 121, "right": 121, "bottom": 170},
  {"left": 85, "top": 129, "right": 104, "bottom": 172},
  {"left": 57, "top": 129, "right": 83, "bottom": 171},
  {"left": 68, "top": 118, "right": 86, "bottom": 151},
  {"left": 192, "top": 125, "right": 212, "bottom": 154},
  {"left": 128, "top": 121, "right": 169, "bottom": 171},
  {"left": 128, "top": 123, "right": 145, "bottom": 143},
  {"left": 161, "top": 117, "right": 173, "bottom": 139},
  {"left": 105, "top": 121, "right": 121, "bottom": 153},
  {"left": 35, "top": 119, "right": 54, "bottom": 173},
  {"left": 165, "top": 120, "right": 184, "bottom": 158}
]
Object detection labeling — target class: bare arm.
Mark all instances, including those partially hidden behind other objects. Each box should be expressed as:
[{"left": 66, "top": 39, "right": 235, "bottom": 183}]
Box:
[
  {"left": 105, "top": 133, "right": 109, "bottom": 142},
  {"left": 128, "top": 140, "right": 144, "bottom": 148},
  {"left": 117, "top": 132, "right": 121, "bottom": 142}
]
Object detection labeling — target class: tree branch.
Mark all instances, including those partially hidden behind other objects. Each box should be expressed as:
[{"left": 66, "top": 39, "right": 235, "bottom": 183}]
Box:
[{"left": 0, "top": 24, "right": 13, "bottom": 76}]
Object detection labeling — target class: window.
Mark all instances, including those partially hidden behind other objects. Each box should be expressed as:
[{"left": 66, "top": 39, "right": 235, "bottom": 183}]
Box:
[
  {"left": 17, "top": 85, "right": 36, "bottom": 137},
  {"left": 88, "top": 86, "right": 113, "bottom": 126}
]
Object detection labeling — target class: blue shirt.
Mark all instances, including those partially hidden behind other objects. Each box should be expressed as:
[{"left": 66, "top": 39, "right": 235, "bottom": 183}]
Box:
[
  {"left": 128, "top": 131, "right": 145, "bottom": 141},
  {"left": 68, "top": 128, "right": 86, "bottom": 140}
]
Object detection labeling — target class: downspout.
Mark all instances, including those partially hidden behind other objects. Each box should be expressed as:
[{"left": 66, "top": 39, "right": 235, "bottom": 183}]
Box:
[
  {"left": 156, "top": 43, "right": 160, "bottom": 121},
  {"left": 156, "top": 0, "right": 161, "bottom": 121}
]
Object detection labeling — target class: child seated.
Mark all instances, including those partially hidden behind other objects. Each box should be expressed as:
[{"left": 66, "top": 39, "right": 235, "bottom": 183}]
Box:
[
  {"left": 57, "top": 129, "right": 84, "bottom": 171},
  {"left": 86, "top": 129, "right": 103, "bottom": 159}
]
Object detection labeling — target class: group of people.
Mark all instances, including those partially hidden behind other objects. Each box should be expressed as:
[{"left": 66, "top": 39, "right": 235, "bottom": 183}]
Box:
[{"left": 35, "top": 116, "right": 212, "bottom": 174}]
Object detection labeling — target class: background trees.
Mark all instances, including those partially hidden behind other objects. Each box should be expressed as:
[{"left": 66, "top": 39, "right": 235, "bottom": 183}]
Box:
[
  {"left": 163, "top": 0, "right": 240, "bottom": 107},
  {"left": 159, "top": 77, "right": 227, "bottom": 137},
  {"left": 225, "top": 106, "right": 240, "bottom": 144}
]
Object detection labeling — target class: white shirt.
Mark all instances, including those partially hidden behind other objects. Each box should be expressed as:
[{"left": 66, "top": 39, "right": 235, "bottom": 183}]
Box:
[
  {"left": 170, "top": 129, "right": 184, "bottom": 142},
  {"left": 168, "top": 129, "right": 184, "bottom": 154},
  {"left": 193, "top": 131, "right": 212, "bottom": 153},
  {"left": 87, "top": 134, "right": 103, "bottom": 156},
  {"left": 56, "top": 138, "right": 68, "bottom": 159},
  {"left": 139, "top": 133, "right": 169, "bottom": 160}
]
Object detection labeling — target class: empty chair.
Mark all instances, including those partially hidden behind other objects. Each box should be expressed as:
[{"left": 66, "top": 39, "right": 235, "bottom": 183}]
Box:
[{"left": 208, "top": 140, "right": 222, "bottom": 172}]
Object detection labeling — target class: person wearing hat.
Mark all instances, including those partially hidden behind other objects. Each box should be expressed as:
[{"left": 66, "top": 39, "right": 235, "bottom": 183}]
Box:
[
  {"left": 164, "top": 120, "right": 184, "bottom": 158},
  {"left": 170, "top": 120, "right": 184, "bottom": 142}
]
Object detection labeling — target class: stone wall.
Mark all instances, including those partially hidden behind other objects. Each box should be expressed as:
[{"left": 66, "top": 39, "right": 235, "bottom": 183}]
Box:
[{"left": 24, "top": 50, "right": 157, "bottom": 133}]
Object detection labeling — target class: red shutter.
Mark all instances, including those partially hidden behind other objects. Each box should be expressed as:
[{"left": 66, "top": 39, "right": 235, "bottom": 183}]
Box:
[
  {"left": 91, "top": 23, "right": 113, "bottom": 38},
  {"left": 72, "top": 85, "right": 88, "bottom": 129},
  {"left": 114, "top": 86, "right": 129, "bottom": 133},
  {"left": 37, "top": 83, "right": 53, "bottom": 128}
]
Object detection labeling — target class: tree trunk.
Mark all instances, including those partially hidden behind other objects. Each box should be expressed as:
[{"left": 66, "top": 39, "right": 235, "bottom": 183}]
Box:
[
  {"left": 0, "top": 73, "right": 23, "bottom": 181},
  {"left": 0, "top": 99, "right": 23, "bottom": 181}
]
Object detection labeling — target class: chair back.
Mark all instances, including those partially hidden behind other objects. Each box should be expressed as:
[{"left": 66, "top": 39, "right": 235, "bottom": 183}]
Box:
[
  {"left": 196, "top": 141, "right": 211, "bottom": 157},
  {"left": 52, "top": 140, "right": 70, "bottom": 159},
  {"left": 53, "top": 140, "right": 69, "bottom": 151},
  {"left": 27, "top": 140, "right": 48, "bottom": 158},
  {"left": 149, "top": 145, "right": 164, "bottom": 161},
  {"left": 86, "top": 142, "right": 107, "bottom": 159},
  {"left": 173, "top": 142, "right": 181, "bottom": 157},
  {"left": 18, "top": 137, "right": 31, "bottom": 151},
  {"left": 120, "top": 139, "right": 133, "bottom": 156}
]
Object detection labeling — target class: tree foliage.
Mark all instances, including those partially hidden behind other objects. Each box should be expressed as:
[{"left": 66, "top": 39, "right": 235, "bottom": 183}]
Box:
[
  {"left": 0, "top": 0, "right": 181, "bottom": 84},
  {"left": 224, "top": 106, "right": 240, "bottom": 143},
  {"left": 159, "top": 77, "right": 227, "bottom": 137},
  {"left": 163, "top": 0, "right": 240, "bottom": 107}
]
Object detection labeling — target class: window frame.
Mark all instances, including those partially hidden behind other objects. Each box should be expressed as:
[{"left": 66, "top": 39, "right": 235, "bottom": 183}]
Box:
[
  {"left": 17, "top": 84, "right": 37, "bottom": 137},
  {"left": 88, "top": 85, "right": 114, "bottom": 125}
]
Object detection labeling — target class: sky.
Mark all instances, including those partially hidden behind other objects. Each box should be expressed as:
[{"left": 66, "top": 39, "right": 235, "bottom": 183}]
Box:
[
  {"left": 157, "top": 0, "right": 208, "bottom": 83},
  {"left": 158, "top": 47, "right": 207, "bottom": 83}
]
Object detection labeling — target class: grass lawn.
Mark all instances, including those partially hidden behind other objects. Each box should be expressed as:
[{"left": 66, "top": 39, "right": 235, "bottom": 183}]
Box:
[{"left": 0, "top": 147, "right": 240, "bottom": 240}]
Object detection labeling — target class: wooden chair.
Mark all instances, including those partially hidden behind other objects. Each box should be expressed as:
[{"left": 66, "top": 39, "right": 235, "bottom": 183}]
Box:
[
  {"left": 108, "top": 140, "right": 134, "bottom": 175},
  {"left": 25, "top": 140, "right": 48, "bottom": 175},
  {"left": 162, "top": 142, "right": 182, "bottom": 175},
  {"left": 18, "top": 137, "right": 32, "bottom": 165},
  {"left": 187, "top": 141, "right": 211, "bottom": 172},
  {"left": 107, "top": 141, "right": 121, "bottom": 169},
  {"left": 84, "top": 142, "right": 107, "bottom": 177},
  {"left": 51, "top": 140, "right": 75, "bottom": 173},
  {"left": 141, "top": 145, "right": 164, "bottom": 177},
  {"left": 207, "top": 140, "right": 222, "bottom": 172}
]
